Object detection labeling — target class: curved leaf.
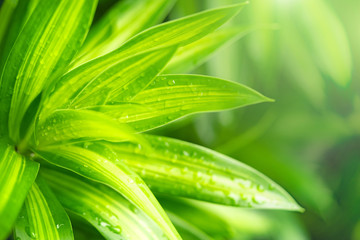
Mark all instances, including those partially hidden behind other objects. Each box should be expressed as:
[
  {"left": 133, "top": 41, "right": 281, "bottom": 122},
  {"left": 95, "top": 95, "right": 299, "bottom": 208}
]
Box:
[
  {"left": 14, "top": 177, "right": 73, "bottom": 240},
  {"left": 99, "top": 74, "right": 271, "bottom": 132},
  {"left": 0, "top": 140, "right": 39, "bottom": 240},
  {"left": 35, "top": 110, "right": 139, "bottom": 149},
  {"left": 41, "top": 47, "right": 176, "bottom": 120},
  {"left": 41, "top": 167, "right": 166, "bottom": 240},
  {"left": 74, "top": 0, "right": 176, "bottom": 65},
  {"left": 165, "top": 27, "right": 252, "bottom": 73},
  {"left": 35, "top": 143, "right": 180, "bottom": 239},
  {"left": 0, "top": 0, "right": 97, "bottom": 143},
  {"left": 41, "top": 2, "right": 246, "bottom": 117},
  {"left": 106, "top": 135, "right": 303, "bottom": 211}
]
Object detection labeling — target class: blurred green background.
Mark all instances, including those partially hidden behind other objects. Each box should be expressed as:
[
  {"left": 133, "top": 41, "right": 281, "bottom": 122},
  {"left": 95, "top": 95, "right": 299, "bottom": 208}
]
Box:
[
  {"left": 29, "top": 0, "right": 359, "bottom": 239},
  {"left": 146, "top": 0, "right": 359, "bottom": 239}
]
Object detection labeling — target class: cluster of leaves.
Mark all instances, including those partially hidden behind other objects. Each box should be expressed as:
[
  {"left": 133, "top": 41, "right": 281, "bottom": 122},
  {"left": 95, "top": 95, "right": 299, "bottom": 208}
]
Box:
[{"left": 0, "top": 0, "right": 302, "bottom": 240}]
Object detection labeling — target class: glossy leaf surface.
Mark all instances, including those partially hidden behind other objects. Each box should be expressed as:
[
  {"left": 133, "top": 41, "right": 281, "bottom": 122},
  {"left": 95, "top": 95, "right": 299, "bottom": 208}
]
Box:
[
  {"left": 165, "top": 27, "right": 251, "bottom": 73},
  {"left": 0, "top": 141, "right": 39, "bottom": 239},
  {"left": 14, "top": 177, "right": 73, "bottom": 240},
  {"left": 35, "top": 110, "right": 138, "bottom": 149},
  {"left": 107, "top": 135, "right": 302, "bottom": 211},
  {"left": 99, "top": 74, "right": 271, "bottom": 132},
  {"left": 35, "top": 143, "right": 180, "bottom": 239},
  {"left": 42, "top": 168, "right": 166, "bottom": 240},
  {"left": 41, "top": 46, "right": 176, "bottom": 120},
  {"left": 0, "top": 0, "right": 97, "bottom": 143},
  {"left": 74, "top": 0, "right": 176, "bottom": 65}
]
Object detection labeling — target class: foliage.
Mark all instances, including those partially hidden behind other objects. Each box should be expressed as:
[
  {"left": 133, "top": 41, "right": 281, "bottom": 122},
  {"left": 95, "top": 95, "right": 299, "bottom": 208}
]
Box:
[{"left": 0, "top": 0, "right": 303, "bottom": 240}]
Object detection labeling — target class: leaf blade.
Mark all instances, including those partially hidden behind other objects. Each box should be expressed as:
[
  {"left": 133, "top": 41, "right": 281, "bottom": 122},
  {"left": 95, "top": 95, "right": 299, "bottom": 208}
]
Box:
[
  {"left": 74, "top": 0, "right": 176, "bottom": 65},
  {"left": 35, "top": 110, "right": 138, "bottom": 149},
  {"left": 0, "top": 141, "right": 39, "bottom": 239},
  {"left": 14, "top": 177, "right": 74, "bottom": 240},
  {"left": 35, "top": 143, "right": 181, "bottom": 239},
  {"left": 41, "top": 167, "right": 166, "bottom": 240},
  {"left": 41, "top": 46, "right": 177, "bottom": 119},
  {"left": 165, "top": 27, "right": 252, "bottom": 73},
  {"left": 0, "top": 0, "right": 97, "bottom": 143},
  {"left": 107, "top": 135, "right": 303, "bottom": 211},
  {"left": 99, "top": 74, "right": 271, "bottom": 132}
]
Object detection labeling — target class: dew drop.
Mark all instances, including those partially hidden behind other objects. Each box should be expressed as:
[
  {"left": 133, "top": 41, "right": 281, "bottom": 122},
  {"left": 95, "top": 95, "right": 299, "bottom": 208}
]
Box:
[
  {"left": 167, "top": 80, "right": 176, "bottom": 86},
  {"left": 256, "top": 184, "right": 265, "bottom": 192},
  {"left": 25, "top": 226, "right": 37, "bottom": 239}
]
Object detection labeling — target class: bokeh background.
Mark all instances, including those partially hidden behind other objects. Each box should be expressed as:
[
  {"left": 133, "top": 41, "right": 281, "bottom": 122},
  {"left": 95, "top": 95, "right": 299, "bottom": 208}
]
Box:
[{"left": 148, "top": 0, "right": 359, "bottom": 239}]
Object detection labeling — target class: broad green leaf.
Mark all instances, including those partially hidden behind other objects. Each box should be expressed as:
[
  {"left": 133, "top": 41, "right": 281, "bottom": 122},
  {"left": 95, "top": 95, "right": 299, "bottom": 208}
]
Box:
[
  {"left": 40, "top": 2, "right": 245, "bottom": 113},
  {"left": 98, "top": 74, "right": 271, "bottom": 132},
  {"left": 0, "top": 0, "right": 17, "bottom": 47},
  {"left": 41, "top": 167, "right": 166, "bottom": 240},
  {"left": 41, "top": 3, "right": 245, "bottom": 119},
  {"left": 106, "top": 135, "right": 302, "bottom": 211},
  {"left": 34, "top": 110, "right": 139, "bottom": 149},
  {"left": 74, "top": 0, "right": 176, "bottom": 65},
  {"left": 0, "top": 0, "right": 36, "bottom": 137},
  {"left": 40, "top": 47, "right": 176, "bottom": 121},
  {"left": 0, "top": 0, "right": 38, "bottom": 75},
  {"left": 165, "top": 27, "right": 251, "bottom": 73},
  {"left": 0, "top": 0, "right": 97, "bottom": 143},
  {"left": 35, "top": 143, "right": 181, "bottom": 239},
  {"left": 0, "top": 140, "right": 39, "bottom": 240},
  {"left": 14, "top": 177, "right": 73, "bottom": 240},
  {"left": 301, "top": 0, "right": 352, "bottom": 86}
]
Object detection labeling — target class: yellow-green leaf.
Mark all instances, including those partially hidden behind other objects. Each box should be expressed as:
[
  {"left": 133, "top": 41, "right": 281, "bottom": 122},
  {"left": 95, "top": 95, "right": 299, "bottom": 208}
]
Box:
[
  {"left": 14, "top": 177, "right": 73, "bottom": 240},
  {"left": 74, "top": 0, "right": 176, "bottom": 65},
  {"left": 35, "top": 143, "right": 181, "bottom": 239},
  {"left": 0, "top": 140, "right": 39, "bottom": 239},
  {"left": 98, "top": 74, "right": 271, "bottom": 132},
  {"left": 106, "top": 135, "right": 303, "bottom": 211},
  {"left": 41, "top": 167, "right": 166, "bottom": 240},
  {"left": 0, "top": 0, "right": 97, "bottom": 143}
]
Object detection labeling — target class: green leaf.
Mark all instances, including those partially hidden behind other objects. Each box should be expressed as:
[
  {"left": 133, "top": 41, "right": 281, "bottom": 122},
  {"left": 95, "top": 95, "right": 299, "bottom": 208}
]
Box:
[
  {"left": 165, "top": 27, "right": 252, "bottom": 73},
  {"left": 0, "top": 0, "right": 37, "bottom": 137},
  {"left": 41, "top": 3, "right": 245, "bottom": 120},
  {"left": 34, "top": 110, "right": 139, "bottom": 149},
  {"left": 0, "top": 140, "right": 39, "bottom": 240},
  {"left": 35, "top": 143, "right": 180, "bottom": 239},
  {"left": 0, "top": 0, "right": 17, "bottom": 47},
  {"left": 0, "top": 0, "right": 38, "bottom": 74},
  {"left": 0, "top": 0, "right": 97, "bottom": 143},
  {"left": 74, "top": 0, "right": 176, "bottom": 65},
  {"left": 106, "top": 134, "right": 303, "bottom": 211},
  {"left": 14, "top": 177, "right": 73, "bottom": 240},
  {"left": 41, "top": 167, "right": 166, "bottom": 240},
  {"left": 40, "top": 46, "right": 176, "bottom": 120},
  {"left": 98, "top": 74, "right": 271, "bottom": 132}
]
